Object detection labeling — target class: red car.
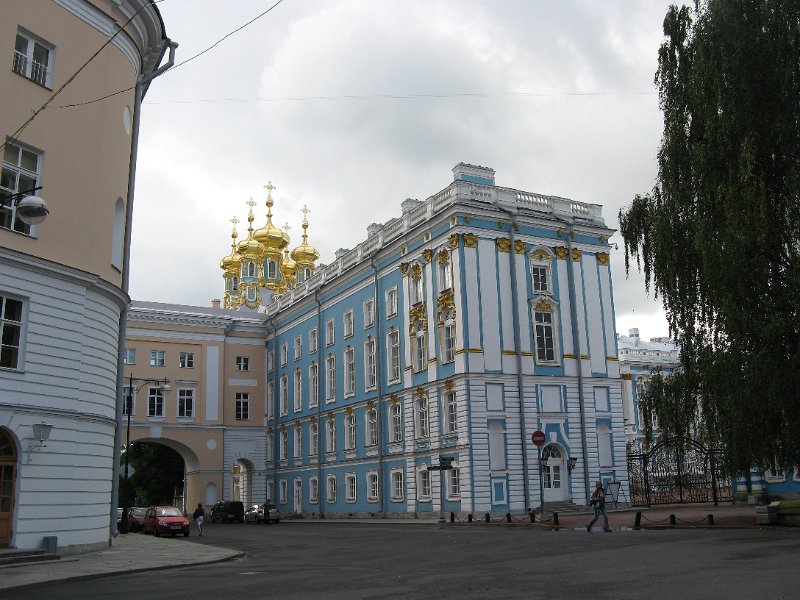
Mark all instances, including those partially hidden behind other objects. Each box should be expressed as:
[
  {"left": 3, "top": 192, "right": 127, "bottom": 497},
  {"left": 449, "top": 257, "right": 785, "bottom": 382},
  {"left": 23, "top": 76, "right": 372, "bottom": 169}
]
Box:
[{"left": 142, "top": 506, "right": 190, "bottom": 537}]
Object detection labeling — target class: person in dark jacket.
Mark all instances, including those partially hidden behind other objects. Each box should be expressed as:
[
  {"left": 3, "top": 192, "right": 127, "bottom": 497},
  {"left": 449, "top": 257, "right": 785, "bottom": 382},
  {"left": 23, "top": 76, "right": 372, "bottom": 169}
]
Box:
[
  {"left": 586, "top": 480, "right": 611, "bottom": 532},
  {"left": 192, "top": 503, "right": 205, "bottom": 536}
]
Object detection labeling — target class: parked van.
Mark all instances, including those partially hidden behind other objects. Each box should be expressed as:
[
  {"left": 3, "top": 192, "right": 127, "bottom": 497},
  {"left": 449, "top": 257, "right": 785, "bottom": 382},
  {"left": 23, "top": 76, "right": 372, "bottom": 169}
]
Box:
[{"left": 210, "top": 501, "right": 245, "bottom": 523}]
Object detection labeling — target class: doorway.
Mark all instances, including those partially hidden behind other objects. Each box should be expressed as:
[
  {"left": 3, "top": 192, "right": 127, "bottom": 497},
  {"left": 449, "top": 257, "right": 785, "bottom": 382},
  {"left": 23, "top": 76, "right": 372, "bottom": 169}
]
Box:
[
  {"left": 0, "top": 429, "right": 17, "bottom": 547},
  {"left": 542, "top": 444, "right": 567, "bottom": 502},
  {"left": 293, "top": 479, "right": 302, "bottom": 514}
]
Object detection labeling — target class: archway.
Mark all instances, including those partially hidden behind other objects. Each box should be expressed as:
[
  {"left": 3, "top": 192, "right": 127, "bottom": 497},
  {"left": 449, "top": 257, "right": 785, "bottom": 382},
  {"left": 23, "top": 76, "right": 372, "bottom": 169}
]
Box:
[
  {"left": 232, "top": 458, "right": 254, "bottom": 505},
  {"left": 0, "top": 429, "right": 18, "bottom": 547}
]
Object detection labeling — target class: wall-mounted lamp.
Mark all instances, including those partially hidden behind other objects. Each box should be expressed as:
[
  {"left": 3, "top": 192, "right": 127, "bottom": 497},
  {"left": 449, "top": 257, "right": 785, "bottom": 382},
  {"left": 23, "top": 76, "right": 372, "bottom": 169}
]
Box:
[
  {"left": 27, "top": 422, "right": 53, "bottom": 462},
  {"left": 1, "top": 186, "right": 48, "bottom": 225},
  {"left": 568, "top": 457, "right": 578, "bottom": 472}
]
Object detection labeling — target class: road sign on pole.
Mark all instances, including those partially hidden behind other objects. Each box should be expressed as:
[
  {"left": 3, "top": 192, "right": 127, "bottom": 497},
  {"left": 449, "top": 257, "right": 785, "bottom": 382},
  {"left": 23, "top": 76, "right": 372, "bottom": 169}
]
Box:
[{"left": 531, "top": 430, "right": 546, "bottom": 447}]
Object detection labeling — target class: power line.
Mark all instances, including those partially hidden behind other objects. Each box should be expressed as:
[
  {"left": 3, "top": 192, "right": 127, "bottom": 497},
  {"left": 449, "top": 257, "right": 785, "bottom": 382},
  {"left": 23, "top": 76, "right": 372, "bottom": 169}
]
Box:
[
  {"left": 58, "top": 0, "right": 287, "bottom": 110},
  {"left": 1, "top": 0, "right": 162, "bottom": 154}
]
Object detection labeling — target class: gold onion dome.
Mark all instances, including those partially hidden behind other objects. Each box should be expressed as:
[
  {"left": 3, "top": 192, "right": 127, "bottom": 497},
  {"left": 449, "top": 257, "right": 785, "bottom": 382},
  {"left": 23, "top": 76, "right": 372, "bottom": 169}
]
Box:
[
  {"left": 291, "top": 206, "right": 320, "bottom": 265},
  {"left": 282, "top": 248, "right": 296, "bottom": 276},
  {"left": 237, "top": 201, "right": 263, "bottom": 257},
  {"left": 254, "top": 182, "right": 290, "bottom": 252},
  {"left": 220, "top": 220, "right": 241, "bottom": 272}
]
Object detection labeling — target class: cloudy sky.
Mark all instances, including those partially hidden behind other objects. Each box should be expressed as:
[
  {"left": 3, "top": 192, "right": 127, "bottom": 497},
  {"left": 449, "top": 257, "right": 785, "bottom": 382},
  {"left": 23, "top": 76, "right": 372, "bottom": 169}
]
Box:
[{"left": 131, "top": 0, "right": 680, "bottom": 340}]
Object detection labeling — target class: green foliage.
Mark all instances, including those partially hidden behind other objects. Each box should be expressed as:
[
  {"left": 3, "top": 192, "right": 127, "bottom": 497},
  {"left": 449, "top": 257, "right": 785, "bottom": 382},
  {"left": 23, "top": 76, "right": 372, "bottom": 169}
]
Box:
[
  {"left": 619, "top": 0, "right": 800, "bottom": 474},
  {"left": 120, "top": 442, "right": 184, "bottom": 507}
]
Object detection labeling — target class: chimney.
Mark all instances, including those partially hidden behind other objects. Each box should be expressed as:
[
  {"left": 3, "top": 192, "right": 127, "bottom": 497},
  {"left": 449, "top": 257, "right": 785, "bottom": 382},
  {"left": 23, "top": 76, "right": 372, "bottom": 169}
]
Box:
[
  {"left": 401, "top": 198, "right": 421, "bottom": 214},
  {"left": 335, "top": 248, "right": 349, "bottom": 259},
  {"left": 367, "top": 223, "right": 383, "bottom": 238},
  {"left": 452, "top": 162, "right": 495, "bottom": 186},
  {"left": 211, "top": 299, "right": 221, "bottom": 309}
]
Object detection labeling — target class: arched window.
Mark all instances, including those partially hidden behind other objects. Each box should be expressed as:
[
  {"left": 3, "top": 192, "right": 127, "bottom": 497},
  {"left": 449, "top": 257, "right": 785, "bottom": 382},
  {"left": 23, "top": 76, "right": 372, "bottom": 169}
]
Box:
[
  {"left": 488, "top": 423, "right": 506, "bottom": 470},
  {"left": 111, "top": 197, "right": 125, "bottom": 270},
  {"left": 412, "top": 321, "right": 427, "bottom": 372},
  {"left": 440, "top": 308, "right": 456, "bottom": 364}
]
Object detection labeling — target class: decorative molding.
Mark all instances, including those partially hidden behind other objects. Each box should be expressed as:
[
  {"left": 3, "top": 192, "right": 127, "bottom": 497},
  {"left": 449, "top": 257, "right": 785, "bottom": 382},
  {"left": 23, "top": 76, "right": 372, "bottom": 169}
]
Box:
[
  {"left": 514, "top": 240, "right": 526, "bottom": 254},
  {"left": 346, "top": 406, "right": 353, "bottom": 416},
  {"left": 444, "top": 379, "right": 454, "bottom": 391},
  {"left": 437, "top": 249, "right": 450, "bottom": 265},
  {"left": 532, "top": 297, "right": 555, "bottom": 312},
  {"left": 327, "top": 412, "right": 335, "bottom": 422},
  {"left": 450, "top": 216, "right": 457, "bottom": 226},
  {"left": 596, "top": 252, "right": 609, "bottom": 266},
  {"left": 563, "top": 353, "right": 576, "bottom": 359},
  {"left": 467, "top": 348, "right": 483, "bottom": 354},
  {"left": 399, "top": 262, "right": 409, "bottom": 275},
  {"left": 580, "top": 354, "right": 590, "bottom": 359},
  {"left": 294, "top": 419, "right": 301, "bottom": 428},
  {"left": 520, "top": 351, "right": 534, "bottom": 357},
  {"left": 390, "top": 394, "right": 398, "bottom": 405},
  {"left": 463, "top": 233, "right": 478, "bottom": 248},
  {"left": 410, "top": 262, "right": 422, "bottom": 279},
  {"left": 606, "top": 356, "right": 618, "bottom": 361},
  {"left": 497, "top": 220, "right": 505, "bottom": 229},
  {"left": 423, "top": 232, "right": 431, "bottom": 241},
  {"left": 621, "top": 373, "right": 632, "bottom": 380},
  {"left": 422, "top": 249, "right": 433, "bottom": 264},
  {"left": 400, "top": 245, "right": 407, "bottom": 256},
  {"left": 464, "top": 215, "right": 471, "bottom": 224},
  {"left": 502, "top": 350, "right": 517, "bottom": 356},
  {"left": 599, "top": 235, "right": 606, "bottom": 244},
  {"left": 496, "top": 237, "right": 511, "bottom": 253},
  {"left": 437, "top": 289, "right": 455, "bottom": 324},
  {"left": 367, "top": 400, "right": 375, "bottom": 410},
  {"left": 310, "top": 416, "right": 317, "bottom": 424},
  {"left": 555, "top": 246, "right": 569, "bottom": 260},
  {"left": 530, "top": 248, "right": 550, "bottom": 262},
  {"left": 448, "top": 234, "right": 460, "bottom": 249}
]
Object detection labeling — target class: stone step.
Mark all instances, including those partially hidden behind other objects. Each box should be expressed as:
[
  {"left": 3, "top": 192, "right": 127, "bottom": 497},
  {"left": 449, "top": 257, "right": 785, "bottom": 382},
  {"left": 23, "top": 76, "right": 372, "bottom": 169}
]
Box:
[{"left": 0, "top": 548, "right": 60, "bottom": 567}]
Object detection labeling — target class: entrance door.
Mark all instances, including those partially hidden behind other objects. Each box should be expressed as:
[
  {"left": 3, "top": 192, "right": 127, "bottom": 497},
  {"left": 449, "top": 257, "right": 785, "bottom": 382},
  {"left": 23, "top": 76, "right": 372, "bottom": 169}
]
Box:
[
  {"left": 542, "top": 444, "right": 567, "bottom": 502},
  {"left": 293, "top": 479, "right": 302, "bottom": 514},
  {"left": 0, "top": 430, "right": 17, "bottom": 546}
]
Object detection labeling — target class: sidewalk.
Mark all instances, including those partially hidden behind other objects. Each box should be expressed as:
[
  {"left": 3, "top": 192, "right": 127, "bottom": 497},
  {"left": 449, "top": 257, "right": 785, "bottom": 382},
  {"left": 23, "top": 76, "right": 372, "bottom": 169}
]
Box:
[{"left": 0, "top": 532, "right": 243, "bottom": 592}]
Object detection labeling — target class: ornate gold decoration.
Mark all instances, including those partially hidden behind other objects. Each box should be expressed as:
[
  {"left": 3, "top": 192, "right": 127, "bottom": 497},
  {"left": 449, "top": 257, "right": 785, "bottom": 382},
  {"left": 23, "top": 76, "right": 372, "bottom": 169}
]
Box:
[
  {"left": 496, "top": 237, "right": 511, "bottom": 253},
  {"left": 408, "top": 303, "right": 427, "bottom": 336},
  {"left": 555, "top": 246, "right": 569, "bottom": 260},
  {"left": 513, "top": 223, "right": 520, "bottom": 232},
  {"left": 596, "top": 252, "right": 609, "bottom": 266},
  {"left": 415, "top": 388, "right": 426, "bottom": 398},
  {"left": 280, "top": 423, "right": 287, "bottom": 432},
  {"left": 530, "top": 248, "right": 549, "bottom": 262},
  {"left": 310, "top": 416, "right": 317, "bottom": 424},
  {"left": 467, "top": 348, "right": 483, "bottom": 353},
  {"left": 399, "top": 262, "right": 409, "bottom": 275},
  {"left": 267, "top": 427, "right": 273, "bottom": 435},
  {"left": 401, "top": 245, "right": 407, "bottom": 256},
  {"left": 437, "top": 289, "right": 455, "bottom": 324},
  {"left": 599, "top": 235, "right": 606, "bottom": 244},
  {"left": 572, "top": 248, "right": 582, "bottom": 262},
  {"left": 563, "top": 353, "right": 576, "bottom": 359},
  {"left": 444, "top": 379, "right": 454, "bottom": 391},
  {"left": 346, "top": 406, "right": 353, "bottom": 416},
  {"left": 464, "top": 215, "right": 471, "bottom": 224},
  {"left": 448, "top": 234, "right": 460, "bottom": 249},
  {"left": 556, "top": 228, "right": 563, "bottom": 238},
  {"left": 463, "top": 233, "right": 478, "bottom": 248},
  {"left": 437, "top": 249, "right": 450, "bottom": 265},
  {"left": 367, "top": 400, "right": 375, "bottom": 410},
  {"left": 606, "top": 356, "right": 618, "bottom": 361},
  {"left": 424, "top": 232, "right": 430, "bottom": 242},
  {"left": 410, "top": 262, "right": 422, "bottom": 279},
  {"left": 390, "top": 394, "right": 398, "bottom": 405},
  {"left": 294, "top": 419, "right": 301, "bottom": 428},
  {"left": 422, "top": 249, "right": 434, "bottom": 264},
  {"left": 533, "top": 297, "right": 555, "bottom": 312},
  {"left": 580, "top": 354, "right": 590, "bottom": 359},
  {"left": 327, "top": 412, "right": 335, "bottom": 422},
  {"left": 621, "top": 373, "right": 632, "bottom": 380},
  {"left": 498, "top": 220, "right": 505, "bottom": 229},
  {"left": 450, "top": 216, "right": 457, "bottom": 226},
  {"left": 514, "top": 240, "right": 526, "bottom": 254}
]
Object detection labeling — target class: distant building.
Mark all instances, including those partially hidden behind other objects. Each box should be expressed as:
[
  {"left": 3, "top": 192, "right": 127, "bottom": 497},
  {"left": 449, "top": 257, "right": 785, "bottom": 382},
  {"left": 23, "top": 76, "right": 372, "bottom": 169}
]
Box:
[
  {"left": 1, "top": 1, "right": 170, "bottom": 551},
  {"left": 125, "top": 163, "right": 629, "bottom": 516}
]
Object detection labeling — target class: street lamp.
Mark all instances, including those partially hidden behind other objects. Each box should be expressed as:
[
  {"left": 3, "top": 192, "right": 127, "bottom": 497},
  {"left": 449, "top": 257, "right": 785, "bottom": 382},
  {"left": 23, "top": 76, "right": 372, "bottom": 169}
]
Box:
[
  {"left": 119, "top": 375, "right": 170, "bottom": 533},
  {"left": 1, "top": 186, "right": 48, "bottom": 225}
]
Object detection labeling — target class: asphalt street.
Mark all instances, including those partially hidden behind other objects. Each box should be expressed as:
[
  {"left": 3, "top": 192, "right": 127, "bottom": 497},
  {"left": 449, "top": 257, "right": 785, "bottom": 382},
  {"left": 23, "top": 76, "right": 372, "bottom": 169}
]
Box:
[{"left": 7, "top": 522, "right": 800, "bottom": 600}]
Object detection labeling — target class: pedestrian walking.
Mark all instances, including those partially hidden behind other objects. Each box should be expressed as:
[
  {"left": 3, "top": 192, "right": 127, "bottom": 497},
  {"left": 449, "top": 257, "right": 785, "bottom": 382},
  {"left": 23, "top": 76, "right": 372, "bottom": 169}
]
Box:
[
  {"left": 192, "top": 503, "right": 205, "bottom": 536},
  {"left": 586, "top": 480, "right": 611, "bottom": 532}
]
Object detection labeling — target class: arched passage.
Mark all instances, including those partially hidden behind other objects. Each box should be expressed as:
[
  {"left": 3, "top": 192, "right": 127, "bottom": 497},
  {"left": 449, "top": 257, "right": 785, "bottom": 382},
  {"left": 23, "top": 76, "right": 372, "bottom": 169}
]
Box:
[{"left": 0, "top": 429, "right": 19, "bottom": 547}]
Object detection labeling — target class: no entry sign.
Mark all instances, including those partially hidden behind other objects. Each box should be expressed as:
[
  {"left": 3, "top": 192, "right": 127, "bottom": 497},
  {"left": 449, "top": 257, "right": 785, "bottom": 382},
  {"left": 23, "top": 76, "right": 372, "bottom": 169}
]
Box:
[{"left": 531, "top": 430, "right": 546, "bottom": 447}]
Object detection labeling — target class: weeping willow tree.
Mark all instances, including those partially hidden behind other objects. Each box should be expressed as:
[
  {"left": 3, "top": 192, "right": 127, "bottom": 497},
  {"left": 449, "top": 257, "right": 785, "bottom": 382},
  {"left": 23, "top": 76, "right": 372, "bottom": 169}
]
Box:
[{"left": 619, "top": 0, "right": 800, "bottom": 475}]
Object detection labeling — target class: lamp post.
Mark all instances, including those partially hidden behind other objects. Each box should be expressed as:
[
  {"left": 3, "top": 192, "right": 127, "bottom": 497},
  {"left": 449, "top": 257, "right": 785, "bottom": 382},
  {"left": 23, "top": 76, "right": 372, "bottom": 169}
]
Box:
[
  {"left": 0, "top": 186, "right": 48, "bottom": 225},
  {"left": 119, "top": 375, "right": 170, "bottom": 534}
]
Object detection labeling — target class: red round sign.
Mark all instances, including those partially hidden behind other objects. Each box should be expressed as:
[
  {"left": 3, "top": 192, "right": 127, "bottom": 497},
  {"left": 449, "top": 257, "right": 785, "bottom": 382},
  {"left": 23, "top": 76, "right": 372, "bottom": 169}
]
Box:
[{"left": 531, "top": 431, "right": 546, "bottom": 447}]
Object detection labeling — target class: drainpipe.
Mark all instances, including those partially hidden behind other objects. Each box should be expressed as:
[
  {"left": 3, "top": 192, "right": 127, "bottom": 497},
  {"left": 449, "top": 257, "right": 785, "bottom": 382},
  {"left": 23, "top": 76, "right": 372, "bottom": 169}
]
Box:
[
  {"left": 111, "top": 39, "right": 177, "bottom": 540},
  {"left": 368, "top": 255, "right": 385, "bottom": 516},
  {"left": 495, "top": 203, "right": 530, "bottom": 511},
  {"left": 313, "top": 291, "right": 324, "bottom": 517},
  {"left": 268, "top": 317, "right": 279, "bottom": 506}
]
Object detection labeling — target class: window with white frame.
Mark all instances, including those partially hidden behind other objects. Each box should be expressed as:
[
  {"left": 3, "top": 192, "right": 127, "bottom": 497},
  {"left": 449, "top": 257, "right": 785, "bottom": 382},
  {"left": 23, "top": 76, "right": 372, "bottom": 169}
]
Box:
[
  {"left": 386, "top": 287, "right": 398, "bottom": 318},
  {"left": 412, "top": 321, "right": 427, "bottom": 372},
  {"left": 280, "top": 479, "right": 288, "bottom": 504},
  {"left": 326, "top": 475, "right": 337, "bottom": 502},
  {"left": 387, "top": 329, "right": 401, "bottom": 382},
  {"left": 267, "top": 350, "right": 275, "bottom": 372},
  {"left": 150, "top": 350, "right": 165, "bottom": 367},
  {"left": 448, "top": 467, "right": 461, "bottom": 498},
  {"left": 280, "top": 375, "right": 289, "bottom": 415},
  {"left": 294, "top": 336, "right": 302, "bottom": 360},
  {"left": 179, "top": 352, "right": 194, "bottom": 368},
  {"left": 343, "top": 310, "right": 354, "bottom": 338},
  {"left": 363, "top": 298, "right": 375, "bottom": 328},
  {"left": 243, "top": 261, "right": 256, "bottom": 278},
  {"left": 266, "top": 259, "right": 277, "bottom": 280},
  {"left": 390, "top": 402, "right": 403, "bottom": 443},
  {"left": 418, "top": 469, "right": 431, "bottom": 500},
  {"left": 123, "top": 348, "right": 136, "bottom": 365},
  {"left": 235, "top": 356, "right": 249, "bottom": 371},
  {"left": 410, "top": 271, "right": 424, "bottom": 305},
  {"left": 309, "top": 328, "right": 318, "bottom": 354},
  {"left": 530, "top": 249, "right": 553, "bottom": 294},
  {"left": 444, "top": 390, "right": 458, "bottom": 434},
  {"left": 147, "top": 387, "right": 164, "bottom": 417},
  {"left": 364, "top": 337, "right": 376, "bottom": 389},
  {"left": 440, "top": 309, "right": 456, "bottom": 364},
  {"left": 279, "top": 429, "right": 288, "bottom": 460},
  {"left": 280, "top": 343, "right": 288, "bottom": 366},
  {"left": 416, "top": 396, "right": 430, "bottom": 438},
  {"left": 13, "top": 30, "right": 54, "bottom": 87},
  {"left": 533, "top": 308, "right": 557, "bottom": 363},
  {"left": 391, "top": 470, "right": 404, "bottom": 500},
  {"left": 367, "top": 472, "right": 379, "bottom": 502},
  {"left": 294, "top": 369, "right": 303, "bottom": 412},
  {"left": 344, "top": 346, "right": 355, "bottom": 396},
  {"left": 326, "top": 418, "right": 336, "bottom": 453},
  {"left": 309, "top": 421, "right": 318, "bottom": 456},
  {"left": 178, "top": 389, "right": 195, "bottom": 418},
  {"left": 325, "top": 319, "right": 335, "bottom": 346},
  {"left": 309, "top": 362, "right": 319, "bottom": 407},
  {"left": 437, "top": 250, "right": 453, "bottom": 291},
  {"left": 122, "top": 386, "right": 134, "bottom": 416},
  {"left": 1, "top": 140, "right": 42, "bottom": 235},
  {"left": 325, "top": 355, "right": 336, "bottom": 402},
  {"left": 345, "top": 413, "right": 356, "bottom": 449},
  {"left": 0, "top": 295, "right": 24, "bottom": 369},
  {"left": 266, "top": 432, "right": 273, "bottom": 462},
  {"left": 267, "top": 380, "right": 275, "bottom": 419},
  {"left": 309, "top": 477, "right": 319, "bottom": 503},
  {"left": 345, "top": 473, "right": 357, "bottom": 502},
  {"left": 235, "top": 392, "right": 250, "bottom": 420},
  {"left": 294, "top": 426, "right": 303, "bottom": 459},
  {"left": 266, "top": 480, "right": 274, "bottom": 502},
  {"left": 366, "top": 408, "right": 378, "bottom": 447}
]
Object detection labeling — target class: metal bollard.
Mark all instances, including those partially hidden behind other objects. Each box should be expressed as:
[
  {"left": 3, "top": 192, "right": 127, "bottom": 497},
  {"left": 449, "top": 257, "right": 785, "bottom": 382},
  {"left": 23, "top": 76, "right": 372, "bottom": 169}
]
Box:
[
  {"left": 707, "top": 514, "right": 715, "bottom": 526},
  {"left": 669, "top": 514, "right": 676, "bottom": 527},
  {"left": 553, "top": 512, "right": 559, "bottom": 526},
  {"left": 450, "top": 512, "right": 455, "bottom": 523},
  {"left": 506, "top": 513, "right": 512, "bottom": 523},
  {"left": 485, "top": 513, "right": 491, "bottom": 523},
  {"left": 468, "top": 513, "right": 473, "bottom": 523},
  {"left": 634, "top": 511, "right": 642, "bottom": 529},
  {"left": 530, "top": 510, "right": 535, "bottom": 523}
]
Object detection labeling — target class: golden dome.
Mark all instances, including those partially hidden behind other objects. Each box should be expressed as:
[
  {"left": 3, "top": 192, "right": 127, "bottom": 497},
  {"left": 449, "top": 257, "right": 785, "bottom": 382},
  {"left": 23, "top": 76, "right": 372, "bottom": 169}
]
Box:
[
  {"left": 237, "top": 201, "right": 263, "bottom": 258},
  {"left": 254, "top": 182, "right": 290, "bottom": 253},
  {"left": 290, "top": 205, "right": 320, "bottom": 265},
  {"left": 282, "top": 248, "right": 296, "bottom": 276},
  {"left": 220, "top": 218, "right": 241, "bottom": 272}
]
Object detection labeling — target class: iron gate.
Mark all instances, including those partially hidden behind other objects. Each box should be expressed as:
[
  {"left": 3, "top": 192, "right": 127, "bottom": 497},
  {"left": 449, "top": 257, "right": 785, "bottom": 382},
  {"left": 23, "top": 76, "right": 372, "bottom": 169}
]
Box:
[{"left": 627, "top": 437, "right": 732, "bottom": 506}]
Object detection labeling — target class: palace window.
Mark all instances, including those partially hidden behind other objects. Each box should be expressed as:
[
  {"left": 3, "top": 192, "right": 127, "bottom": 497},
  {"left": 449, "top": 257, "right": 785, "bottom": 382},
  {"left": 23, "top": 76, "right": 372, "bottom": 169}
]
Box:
[
  {"left": 444, "top": 390, "right": 458, "bottom": 434},
  {"left": 345, "top": 473, "right": 357, "bottom": 503},
  {"left": 344, "top": 346, "right": 355, "bottom": 396},
  {"left": 411, "top": 321, "right": 427, "bottom": 372},
  {"left": 1, "top": 140, "right": 42, "bottom": 235},
  {"left": 309, "top": 328, "right": 318, "bottom": 353},
  {"left": 364, "top": 337, "right": 376, "bottom": 389},
  {"left": 13, "top": 29, "right": 54, "bottom": 87},
  {"left": 280, "top": 480, "right": 288, "bottom": 504},
  {"left": 147, "top": 387, "right": 164, "bottom": 417},
  {"left": 391, "top": 470, "right": 404, "bottom": 500},
  {"left": 387, "top": 329, "right": 401, "bottom": 383},
  {"left": 325, "top": 319, "right": 335, "bottom": 346},
  {"left": 327, "top": 475, "right": 337, "bottom": 503},
  {"left": 326, "top": 418, "right": 336, "bottom": 453},
  {"left": 236, "top": 356, "right": 249, "bottom": 371},
  {"left": 366, "top": 408, "right": 378, "bottom": 447},
  {"left": 363, "top": 298, "right": 375, "bottom": 328},
  {"left": 416, "top": 396, "right": 429, "bottom": 438},
  {"left": 267, "top": 380, "right": 275, "bottom": 419},
  {"left": 235, "top": 392, "right": 250, "bottom": 420},
  {"left": 149, "top": 350, "right": 165, "bottom": 367},
  {"left": 309, "top": 362, "right": 319, "bottom": 408},
  {"left": 437, "top": 250, "right": 453, "bottom": 291},
  {"left": 448, "top": 468, "right": 461, "bottom": 498},
  {"left": 178, "top": 389, "right": 194, "bottom": 418},
  {"left": 386, "top": 287, "right": 398, "bottom": 318},
  {"left": 294, "top": 336, "right": 302, "bottom": 360},
  {"left": 529, "top": 248, "right": 554, "bottom": 294},
  {"left": 279, "top": 430, "right": 288, "bottom": 460},
  {"left": 280, "top": 343, "right": 288, "bottom": 366},
  {"left": 367, "top": 472, "right": 379, "bottom": 502},
  {"left": 440, "top": 309, "right": 456, "bottom": 364},
  {"left": 533, "top": 308, "right": 557, "bottom": 363},
  {"left": 294, "top": 369, "right": 303, "bottom": 412},
  {"left": 0, "top": 295, "right": 24, "bottom": 370},
  {"left": 123, "top": 348, "right": 136, "bottom": 365},
  {"left": 280, "top": 375, "right": 289, "bottom": 416},
  {"left": 294, "top": 426, "right": 303, "bottom": 459},
  {"left": 309, "top": 477, "right": 319, "bottom": 503},
  {"left": 325, "top": 355, "right": 336, "bottom": 402},
  {"left": 390, "top": 403, "right": 403, "bottom": 443},
  {"left": 309, "top": 421, "right": 319, "bottom": 456},
  {"left": 418, "top": 469, "right": 431, "bottom": 500},
  {"left": 179, "top": 352, "right": 194, "bottom": 368},
  {"left": 410, "top": 271, "right": 424, "bottom": 305},
  {"left": 345, "top": 413, "right": 356, "bottom": 449},
  {"left": 343, "top": 310, "right": 354, "bottom": 338}
]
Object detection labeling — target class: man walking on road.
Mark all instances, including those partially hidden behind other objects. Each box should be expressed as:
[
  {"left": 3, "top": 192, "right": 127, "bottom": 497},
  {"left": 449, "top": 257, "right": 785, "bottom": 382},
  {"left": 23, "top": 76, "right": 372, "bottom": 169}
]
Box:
[{"left": 586, "top": 480, "right": 611, "bottom": 532}]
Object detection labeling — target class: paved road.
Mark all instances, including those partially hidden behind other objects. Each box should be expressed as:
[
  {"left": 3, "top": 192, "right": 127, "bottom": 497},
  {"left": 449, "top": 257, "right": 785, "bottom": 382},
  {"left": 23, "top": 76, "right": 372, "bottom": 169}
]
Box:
[{"left": 9, "top": 522, "right": 800, "bottom": 599}]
